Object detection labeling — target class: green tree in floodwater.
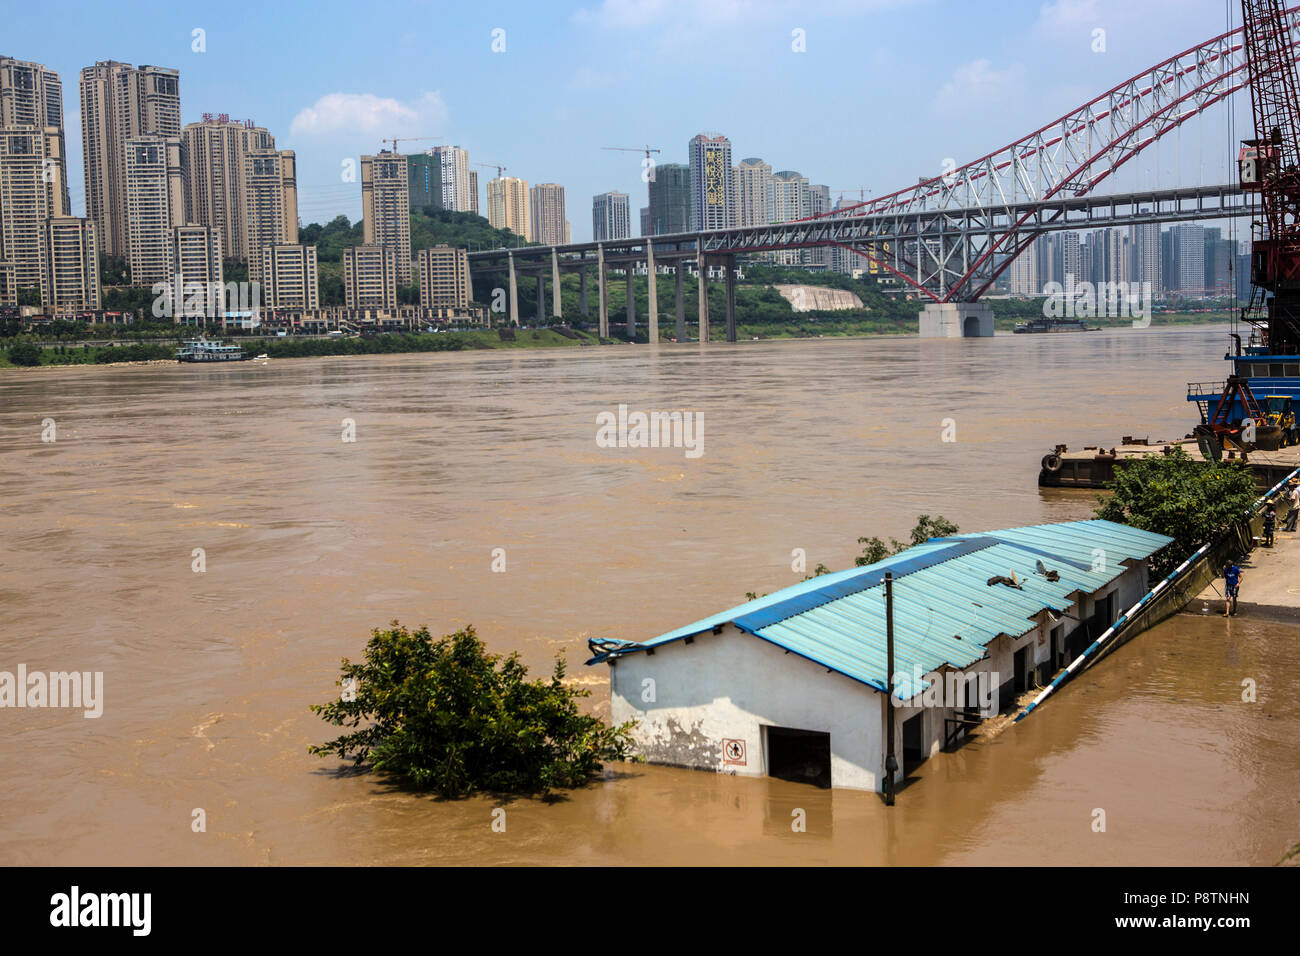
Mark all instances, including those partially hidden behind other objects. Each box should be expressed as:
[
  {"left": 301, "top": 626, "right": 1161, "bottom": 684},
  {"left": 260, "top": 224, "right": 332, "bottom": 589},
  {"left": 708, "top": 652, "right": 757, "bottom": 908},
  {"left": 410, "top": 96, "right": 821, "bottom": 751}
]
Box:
[
  {"left": 856, "top": 514, "right": 960, "bottom": 566},
  {"left": 1094, "top": 447, "right": 1257, "bottom": 577},
  {"left": 309, "top": 623, "right": 635, "bottom": 798}
]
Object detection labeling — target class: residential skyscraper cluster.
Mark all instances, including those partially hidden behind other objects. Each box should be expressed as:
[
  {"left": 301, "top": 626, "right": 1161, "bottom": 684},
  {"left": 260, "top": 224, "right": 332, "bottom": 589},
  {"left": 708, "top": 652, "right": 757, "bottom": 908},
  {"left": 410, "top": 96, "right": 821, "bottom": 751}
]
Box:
[
  {"left": 181, "top": 115, "right": 297, "bottom": 290},
  {"left": 1, "top": 53, "right": 315, "bottom": 319},
  {"left": 586, "top": 132, "right": 832, "bottom": 268},
  {"left": 1006, "top": 223, "right": 1237, "bottom": 298},
  {"left": 413, "top": 144, "right": 571, "bottom": 246},
  {"left": 79, "top": 60, "right": 181, "bottom": 261},
  {"left": 344, "top": 149, "right": 475, "bottom": 313}
]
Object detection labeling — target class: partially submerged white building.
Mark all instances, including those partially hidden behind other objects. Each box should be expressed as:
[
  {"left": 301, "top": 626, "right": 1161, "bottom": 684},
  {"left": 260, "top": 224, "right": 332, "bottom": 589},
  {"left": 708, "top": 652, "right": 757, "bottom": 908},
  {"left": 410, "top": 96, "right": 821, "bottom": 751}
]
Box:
[{"left": 587, "top": 520, "right": 1172, "bottom": 792}]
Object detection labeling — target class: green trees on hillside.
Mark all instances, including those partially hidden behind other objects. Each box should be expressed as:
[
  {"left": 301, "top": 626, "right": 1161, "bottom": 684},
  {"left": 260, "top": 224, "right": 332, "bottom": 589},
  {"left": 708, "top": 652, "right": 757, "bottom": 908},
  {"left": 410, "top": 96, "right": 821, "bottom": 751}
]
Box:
[{"left": 299, "top": 214, "right": 365, "bottom": 262}]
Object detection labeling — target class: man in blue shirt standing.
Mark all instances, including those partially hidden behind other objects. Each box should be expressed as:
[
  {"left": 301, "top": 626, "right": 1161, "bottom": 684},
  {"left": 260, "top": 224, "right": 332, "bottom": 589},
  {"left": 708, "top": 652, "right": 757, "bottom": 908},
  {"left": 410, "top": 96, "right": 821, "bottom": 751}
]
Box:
[{"left": 1224, "top": 560, "right": 1243, "bottom": 616}]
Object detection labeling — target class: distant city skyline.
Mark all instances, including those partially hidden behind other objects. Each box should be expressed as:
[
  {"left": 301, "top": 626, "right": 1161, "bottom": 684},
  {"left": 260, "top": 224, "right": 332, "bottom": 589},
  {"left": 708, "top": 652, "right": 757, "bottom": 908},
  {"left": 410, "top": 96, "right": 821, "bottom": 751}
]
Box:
[
  {"left": 1005, "top": 223, "right": 1242, "bottom": 298},
  {"left": 1, "top": 0, "right": 1250, "bottom": 243}
]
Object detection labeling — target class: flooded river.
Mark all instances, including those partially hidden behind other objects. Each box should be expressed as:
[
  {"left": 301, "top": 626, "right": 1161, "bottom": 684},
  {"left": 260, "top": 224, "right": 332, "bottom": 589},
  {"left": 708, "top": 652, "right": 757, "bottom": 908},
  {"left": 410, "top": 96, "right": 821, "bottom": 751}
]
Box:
[{"left": 2, "top": 325, "right": 1297, "bottom": 864}]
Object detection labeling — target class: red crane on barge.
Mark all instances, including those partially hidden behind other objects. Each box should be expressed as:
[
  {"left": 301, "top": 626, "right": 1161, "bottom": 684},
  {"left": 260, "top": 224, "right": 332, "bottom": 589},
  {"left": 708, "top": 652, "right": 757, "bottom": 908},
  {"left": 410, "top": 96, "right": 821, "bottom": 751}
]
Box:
[{"left": 1239, "top": 0, "right": 1300, "bottom": 352}]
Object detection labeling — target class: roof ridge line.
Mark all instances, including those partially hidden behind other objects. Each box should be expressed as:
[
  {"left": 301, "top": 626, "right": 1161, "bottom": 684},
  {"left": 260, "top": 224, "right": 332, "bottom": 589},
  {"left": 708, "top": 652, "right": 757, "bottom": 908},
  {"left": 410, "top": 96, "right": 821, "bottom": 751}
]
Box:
[{"left": 733, "top": 538, "right": 1001, "bottom": 634}]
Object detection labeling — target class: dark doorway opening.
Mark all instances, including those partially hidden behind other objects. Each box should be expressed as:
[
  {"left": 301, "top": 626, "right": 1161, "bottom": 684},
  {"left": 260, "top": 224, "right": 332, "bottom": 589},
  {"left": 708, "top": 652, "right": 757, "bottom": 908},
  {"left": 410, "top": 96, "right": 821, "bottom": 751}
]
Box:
[
  {"left": 962, "top": 315, "right": 981, "bottom": 337},
  {"left": 1094, "top": 591, "right": 1117, "bottom": 632},
  {"left": 1013, "top": 645, "right": 1032, "bottom": 694},
  {"left": 902, "top": 713, "right": 927, "bottom": 775},
  {"left": 766, "top": 726, "right": 831, "bottom": 789}
]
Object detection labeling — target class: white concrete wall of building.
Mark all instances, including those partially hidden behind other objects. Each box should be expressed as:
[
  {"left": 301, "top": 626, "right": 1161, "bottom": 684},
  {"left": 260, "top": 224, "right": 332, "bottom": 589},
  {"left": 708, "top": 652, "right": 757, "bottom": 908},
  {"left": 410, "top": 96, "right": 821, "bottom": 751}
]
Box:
[
  {"left": 609, "top": 624, "right": 886, "bottom": 791},
  {"left": 606, "top": 559, "right": 1152, "bottom": 792},
  {"left": 979, "top": 560, "right": 1149, "bottom": 706}
]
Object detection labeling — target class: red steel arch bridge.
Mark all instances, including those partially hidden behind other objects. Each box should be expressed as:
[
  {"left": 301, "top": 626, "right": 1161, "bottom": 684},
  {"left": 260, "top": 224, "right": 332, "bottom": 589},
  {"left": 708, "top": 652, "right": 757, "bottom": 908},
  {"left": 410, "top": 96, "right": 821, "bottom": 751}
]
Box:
[{"left": 467, "top": 8, "right": 1300, "bottom": 342}]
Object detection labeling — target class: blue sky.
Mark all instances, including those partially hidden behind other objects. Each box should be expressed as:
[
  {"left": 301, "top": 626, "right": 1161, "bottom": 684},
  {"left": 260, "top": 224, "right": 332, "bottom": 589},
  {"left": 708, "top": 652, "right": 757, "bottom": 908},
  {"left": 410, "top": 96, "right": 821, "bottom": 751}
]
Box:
[{"left": 6, "top": 0, "right": 1249, "bottom": 241}]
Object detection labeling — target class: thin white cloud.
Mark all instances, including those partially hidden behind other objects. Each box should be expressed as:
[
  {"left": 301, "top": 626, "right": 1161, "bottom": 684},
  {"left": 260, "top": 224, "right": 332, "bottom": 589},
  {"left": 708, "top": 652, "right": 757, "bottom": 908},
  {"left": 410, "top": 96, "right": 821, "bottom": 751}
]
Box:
[
  {"left": 289, "top": 91, "right": 448, "bottom": 138},
  {"left": 1036, "top": 0, "right": 1102, "bottom": 32},
  {"left": 933, "top": 59, "right": 1027, "bottom": 114},
  {"left": 570, "top": 67, "right": 614, "bottom": 90}
]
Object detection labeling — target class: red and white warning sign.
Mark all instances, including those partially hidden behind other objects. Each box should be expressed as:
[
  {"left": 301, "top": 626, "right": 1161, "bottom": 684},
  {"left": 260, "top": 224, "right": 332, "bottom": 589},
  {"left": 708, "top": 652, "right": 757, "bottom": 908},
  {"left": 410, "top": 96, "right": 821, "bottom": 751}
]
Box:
[{"left": 722, "top": 738, "right": 747, "bottom": 766}]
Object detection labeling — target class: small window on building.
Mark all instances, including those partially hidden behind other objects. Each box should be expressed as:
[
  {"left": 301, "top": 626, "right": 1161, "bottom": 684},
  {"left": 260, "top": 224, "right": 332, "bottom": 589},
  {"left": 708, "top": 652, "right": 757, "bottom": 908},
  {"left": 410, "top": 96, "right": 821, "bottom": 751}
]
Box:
[{"left": 766, "top": 726, "right": 831, "bottom": 789}]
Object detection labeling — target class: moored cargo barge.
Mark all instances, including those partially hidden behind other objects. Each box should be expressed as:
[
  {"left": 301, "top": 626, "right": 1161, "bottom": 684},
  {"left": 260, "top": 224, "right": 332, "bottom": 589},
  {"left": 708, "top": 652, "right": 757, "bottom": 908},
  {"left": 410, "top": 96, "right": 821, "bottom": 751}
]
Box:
[{"left": 1039, "top": 436, "right": 1300, "bottom": 490}]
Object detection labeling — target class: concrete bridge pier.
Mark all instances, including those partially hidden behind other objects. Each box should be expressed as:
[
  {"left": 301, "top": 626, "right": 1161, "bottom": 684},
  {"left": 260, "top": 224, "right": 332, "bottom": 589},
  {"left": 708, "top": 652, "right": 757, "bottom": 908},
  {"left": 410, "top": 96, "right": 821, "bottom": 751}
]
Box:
[
  {"left": 626, "top": 263, "right": 635, "bottom": 339},
  {"left": 508, "top": 253, "right": 519, "bottom": 327},
  {"left": 674, "top": 263, "right": 685, "bottom": 342},
  {"left": 697, "top": 246, "right": 709, "bottom": 343},
  {"left": 646, "top": 243, "right": 658, "bottom": 343},
  {"left": 536, "top": 274, "right": 545, "bottom": 324},
  {"left": 551, "top": 248, "right": 562, "bottom": 319},
  {"left": 918, "top": 301, "right": 994, "bottom": 337},
  {"left": 597, "top": 243, "right": 608, "bottom": 339},
  {"left": 724, "top": 254, "right": 737, "bottom": 343}
]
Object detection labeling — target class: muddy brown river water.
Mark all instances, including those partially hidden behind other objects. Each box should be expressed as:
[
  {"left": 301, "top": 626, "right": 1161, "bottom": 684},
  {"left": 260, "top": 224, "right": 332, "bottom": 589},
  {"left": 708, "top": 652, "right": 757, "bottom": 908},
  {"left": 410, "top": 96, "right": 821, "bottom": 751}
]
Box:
[{"left": 2, "top": 326, "right": 1297, "bottom": 865}]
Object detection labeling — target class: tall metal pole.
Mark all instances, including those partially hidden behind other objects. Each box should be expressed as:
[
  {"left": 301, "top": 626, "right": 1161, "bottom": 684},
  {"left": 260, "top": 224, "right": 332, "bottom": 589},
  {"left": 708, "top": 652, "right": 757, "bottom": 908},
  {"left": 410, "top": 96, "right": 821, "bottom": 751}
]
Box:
[{"left": 884, "top": 571, "right": 897, "bottom": 806}]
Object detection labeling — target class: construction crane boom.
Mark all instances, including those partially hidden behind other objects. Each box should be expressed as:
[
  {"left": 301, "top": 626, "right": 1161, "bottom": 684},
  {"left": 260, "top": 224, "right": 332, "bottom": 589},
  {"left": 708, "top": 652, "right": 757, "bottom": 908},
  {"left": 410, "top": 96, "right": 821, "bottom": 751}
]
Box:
[
  {"left": 828, "top": 185, "right": 872, "bottom": 202},
  {"left": 473, "top": 162, "right": 507, "bottom": 178},
  {"left": 380, "top": 136, "right": 440, "bottom": 153},
  {"left": 602, "top": 145, "right": 662, "bottom": 162}
]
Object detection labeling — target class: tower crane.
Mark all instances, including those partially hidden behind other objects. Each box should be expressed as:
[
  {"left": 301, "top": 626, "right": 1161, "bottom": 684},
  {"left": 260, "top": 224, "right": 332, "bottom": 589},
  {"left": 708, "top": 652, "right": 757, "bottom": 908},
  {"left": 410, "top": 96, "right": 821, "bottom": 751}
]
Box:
[
  {"left": 602, "top": 145, "right": 662, "bottom": 163},
  {"left": 474, "top": 162, "right": 508, "bottom": 178},
  {"left": 829, "top": 185, "right": 872, "bottom": 203},
  {"left": 380, "top": 136, "right": 440, "bottom": 153}
]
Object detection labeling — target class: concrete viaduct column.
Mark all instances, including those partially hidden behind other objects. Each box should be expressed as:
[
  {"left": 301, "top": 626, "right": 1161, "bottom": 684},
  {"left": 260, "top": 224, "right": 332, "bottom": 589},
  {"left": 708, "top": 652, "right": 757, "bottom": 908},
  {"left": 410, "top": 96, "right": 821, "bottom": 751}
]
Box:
[
  {"left": 725, "top": 254, "right": 737, "bottom": 343},
  {"left": 696, "top": 241, "right": 709, "bottom": 343},
  {"left": 625, "top": 261, "right": 635, "bottom": 339},
  {"left": 597, "top": 243, "right": 608, "bottom": 339},
  {"left": 508, "top": 252, "right": 519, "bottom": 327},
  {"left": 536, "top": 273, "right": 545, "bottom": 324},
  {"left": 674, "top": 260, "right": 685, "bottom": 342},
  {"left": 646, "top": 242, "right": 658, "bottom": 343},
  {"left": 551, "top": 248, "right": 562, "bottom": 319}
]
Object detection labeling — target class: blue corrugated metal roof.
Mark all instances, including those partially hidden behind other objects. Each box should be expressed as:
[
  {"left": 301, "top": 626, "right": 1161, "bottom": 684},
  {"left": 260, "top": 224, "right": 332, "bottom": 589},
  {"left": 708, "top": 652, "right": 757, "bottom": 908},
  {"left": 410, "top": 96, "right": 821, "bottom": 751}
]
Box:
[{"left": 586, "top": 520, "right": 1173, "bottom": 697}]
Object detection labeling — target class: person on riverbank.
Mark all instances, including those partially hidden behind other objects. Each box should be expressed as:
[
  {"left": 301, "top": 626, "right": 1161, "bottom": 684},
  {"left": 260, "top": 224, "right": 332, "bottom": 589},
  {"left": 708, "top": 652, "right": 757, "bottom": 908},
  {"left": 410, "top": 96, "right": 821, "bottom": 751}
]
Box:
[
  {"left": 1263, "top": 505, "right": 1277, "bottom": 547},
  {"left": 1285, "top": 481, "right": 1300, "bottom": 532},
  {"left": 1223, "top": 560, "right": 1242, "bottom": 616}
]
